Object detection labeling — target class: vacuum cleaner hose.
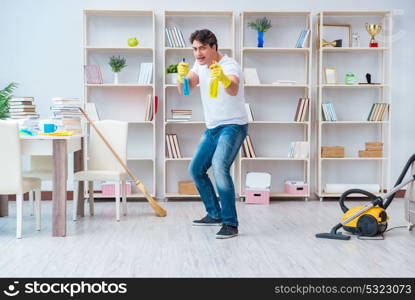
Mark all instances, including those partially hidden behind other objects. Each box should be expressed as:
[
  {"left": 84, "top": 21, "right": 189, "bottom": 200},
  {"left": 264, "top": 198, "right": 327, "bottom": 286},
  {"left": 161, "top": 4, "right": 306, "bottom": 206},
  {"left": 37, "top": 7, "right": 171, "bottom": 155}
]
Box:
[
  {"left": 383, "top": 153, "right": 415, "bottom": 209},
  {"left": 339, "top": 189, "right": 378, "bottom": 213}
]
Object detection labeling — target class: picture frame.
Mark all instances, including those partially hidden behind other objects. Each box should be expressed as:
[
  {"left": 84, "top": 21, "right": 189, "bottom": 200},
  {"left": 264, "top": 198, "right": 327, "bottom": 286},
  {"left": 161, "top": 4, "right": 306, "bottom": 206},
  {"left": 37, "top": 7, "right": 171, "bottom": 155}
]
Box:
[
  {"left": 324, "top": 67, "right": 337, "bottom": 84},
  {"left": 317, "top": 24, "right": 352, "bottom": 48}
]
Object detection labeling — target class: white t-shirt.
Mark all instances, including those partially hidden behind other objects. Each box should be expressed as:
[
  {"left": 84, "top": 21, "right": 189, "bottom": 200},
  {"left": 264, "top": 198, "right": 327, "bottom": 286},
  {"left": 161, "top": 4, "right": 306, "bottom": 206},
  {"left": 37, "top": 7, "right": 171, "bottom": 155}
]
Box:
[{"left": 190, "top": 54, "right": 248, "bottom": 129}]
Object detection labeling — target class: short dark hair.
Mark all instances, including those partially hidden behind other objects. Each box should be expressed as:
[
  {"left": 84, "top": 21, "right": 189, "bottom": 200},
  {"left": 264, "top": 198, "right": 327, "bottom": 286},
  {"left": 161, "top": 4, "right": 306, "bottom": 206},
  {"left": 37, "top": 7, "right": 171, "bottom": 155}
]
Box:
[{"left": 190, "top": 29, "right": 218, "bottom": 51}]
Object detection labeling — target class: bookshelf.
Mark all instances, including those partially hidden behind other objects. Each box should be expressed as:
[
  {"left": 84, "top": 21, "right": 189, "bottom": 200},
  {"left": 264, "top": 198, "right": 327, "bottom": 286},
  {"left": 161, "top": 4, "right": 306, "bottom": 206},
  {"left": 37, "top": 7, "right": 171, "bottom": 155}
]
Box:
[
  {"left": 83, "top": 9, "right": 156, "bottom": 199},
  {"left": 163, "top": 11, "right": 235, "bottom": 200},
  {"left": 316, "top": 10, "right": 392, "bottom": 199},
  {"left": 238, "top": 11, "right": 312, "bottom": 200}
]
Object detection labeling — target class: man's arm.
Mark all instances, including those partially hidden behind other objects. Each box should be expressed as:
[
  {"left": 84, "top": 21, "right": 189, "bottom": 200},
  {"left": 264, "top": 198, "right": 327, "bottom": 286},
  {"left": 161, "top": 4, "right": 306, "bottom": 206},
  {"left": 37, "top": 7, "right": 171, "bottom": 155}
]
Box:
[{"left": 224, "top": 75, "right": 239, "bottom": 97}]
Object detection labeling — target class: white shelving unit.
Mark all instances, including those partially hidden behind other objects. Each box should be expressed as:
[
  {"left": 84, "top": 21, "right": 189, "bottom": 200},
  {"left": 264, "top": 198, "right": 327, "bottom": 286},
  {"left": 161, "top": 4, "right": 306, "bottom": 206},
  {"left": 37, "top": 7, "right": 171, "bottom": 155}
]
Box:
[
  {"left": 238, "top": 11, "right": 312, "bottom": 200},
  {"left": 316, "top": 10, "right": 392, "bottom": 199},
  {"left": 163, "top": 11, "right": 235, "bottom": 199},
  {"left": 83, "top": 9, "right": 156, "bottom": 199}
]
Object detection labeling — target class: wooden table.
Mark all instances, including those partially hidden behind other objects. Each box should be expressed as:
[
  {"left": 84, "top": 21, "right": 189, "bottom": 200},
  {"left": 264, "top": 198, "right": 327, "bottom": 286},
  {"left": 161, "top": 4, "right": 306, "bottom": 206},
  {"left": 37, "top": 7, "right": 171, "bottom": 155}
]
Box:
[{"left": 0, "top": 135, "right": 85, "bottom": 237}]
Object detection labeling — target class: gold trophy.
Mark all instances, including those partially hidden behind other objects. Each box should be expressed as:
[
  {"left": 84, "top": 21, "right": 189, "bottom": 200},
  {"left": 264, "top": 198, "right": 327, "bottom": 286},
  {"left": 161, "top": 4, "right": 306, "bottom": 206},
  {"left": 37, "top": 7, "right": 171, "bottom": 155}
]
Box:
[{"left": 365, "top": 23, "right": 382, "bottom": 48}]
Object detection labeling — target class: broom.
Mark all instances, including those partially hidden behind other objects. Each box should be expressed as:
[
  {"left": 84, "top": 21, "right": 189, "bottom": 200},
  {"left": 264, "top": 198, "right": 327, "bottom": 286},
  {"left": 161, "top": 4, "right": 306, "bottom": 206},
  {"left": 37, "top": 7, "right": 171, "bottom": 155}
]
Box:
[{"left": 78, "top": 107, "right": 167, "bottom": 217}]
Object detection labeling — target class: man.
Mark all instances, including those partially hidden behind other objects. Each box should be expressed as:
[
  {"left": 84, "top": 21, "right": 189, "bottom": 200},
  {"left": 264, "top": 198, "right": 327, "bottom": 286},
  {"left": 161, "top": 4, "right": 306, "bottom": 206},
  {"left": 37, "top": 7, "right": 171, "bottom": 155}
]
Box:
[{"left": 177, "top": 29, "right": 248, "bottom": 239}]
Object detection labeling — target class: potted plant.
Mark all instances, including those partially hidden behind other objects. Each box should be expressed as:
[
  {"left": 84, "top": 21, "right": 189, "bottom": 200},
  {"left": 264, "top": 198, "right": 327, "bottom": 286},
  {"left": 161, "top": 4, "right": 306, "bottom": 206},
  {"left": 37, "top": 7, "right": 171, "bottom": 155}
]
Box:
[
  {"left": 0, "top": 82, "right": 18, "bottom": 119},
  {"left": 109, "top": 55, "right": 127, "bottom": 84},
  {"left": 248, "top": 17, "right": 272, "bottom": 48},
  {"left": 166, "top": 63, "right": 178, "bottom": 84}
]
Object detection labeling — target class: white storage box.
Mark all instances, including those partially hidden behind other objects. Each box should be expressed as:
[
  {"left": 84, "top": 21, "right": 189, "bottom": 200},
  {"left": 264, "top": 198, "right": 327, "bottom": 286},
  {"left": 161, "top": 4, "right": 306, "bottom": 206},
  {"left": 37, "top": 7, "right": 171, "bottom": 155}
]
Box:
[{"left": 245, "top": 172, "right": 271, "bottom": 204}]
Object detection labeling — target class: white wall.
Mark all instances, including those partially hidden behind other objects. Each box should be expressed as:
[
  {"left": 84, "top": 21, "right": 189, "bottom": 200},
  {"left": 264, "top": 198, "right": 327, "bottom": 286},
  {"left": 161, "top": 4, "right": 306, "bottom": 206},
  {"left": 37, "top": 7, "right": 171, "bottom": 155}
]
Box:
[{"left": 1, "top": 0, "right": 414, "bottom": 199}]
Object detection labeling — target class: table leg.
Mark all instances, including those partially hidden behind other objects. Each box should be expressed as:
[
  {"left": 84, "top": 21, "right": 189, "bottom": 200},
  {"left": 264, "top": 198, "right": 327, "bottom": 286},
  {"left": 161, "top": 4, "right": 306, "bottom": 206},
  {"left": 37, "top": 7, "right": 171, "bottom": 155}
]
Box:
[
  {"left": 0, "top": 195, "right": 8, "bottom": 217},
  {"left": 53, "top": 140, "right": 68, "bottom": 237},
  {"left": 74, "top": 137, "right": 84, "bottom": 217}
]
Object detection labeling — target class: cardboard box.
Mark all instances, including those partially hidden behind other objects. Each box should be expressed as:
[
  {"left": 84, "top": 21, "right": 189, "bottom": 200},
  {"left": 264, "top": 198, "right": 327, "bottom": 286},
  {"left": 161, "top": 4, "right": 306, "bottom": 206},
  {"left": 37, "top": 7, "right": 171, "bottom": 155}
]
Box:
[
  {"left": 359, "top": 150, "right": 383, "bottom": 158},
  {"left": 321, "top": 146, "right": 344, "bottom": 158},
  {"left": 365, "top": 142, "right": 383, "bottom": 151},
  {"left": 178, "top": 181, "right": 198, "bottom": 195}
]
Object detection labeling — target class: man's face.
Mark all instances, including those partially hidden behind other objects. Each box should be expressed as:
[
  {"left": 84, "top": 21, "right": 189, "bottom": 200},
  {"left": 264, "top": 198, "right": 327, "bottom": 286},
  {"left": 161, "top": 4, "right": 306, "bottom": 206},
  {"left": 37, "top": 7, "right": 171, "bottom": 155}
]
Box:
[{"left": 192, "top": 40, "right": 216, "bottom": 65}]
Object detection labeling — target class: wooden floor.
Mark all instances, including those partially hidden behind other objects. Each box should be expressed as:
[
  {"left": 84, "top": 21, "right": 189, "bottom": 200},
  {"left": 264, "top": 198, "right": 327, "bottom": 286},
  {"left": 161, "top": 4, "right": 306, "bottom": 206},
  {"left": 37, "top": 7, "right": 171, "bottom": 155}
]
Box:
[{"left": 0, "top": 199, "right": 414, "bottom": 277}]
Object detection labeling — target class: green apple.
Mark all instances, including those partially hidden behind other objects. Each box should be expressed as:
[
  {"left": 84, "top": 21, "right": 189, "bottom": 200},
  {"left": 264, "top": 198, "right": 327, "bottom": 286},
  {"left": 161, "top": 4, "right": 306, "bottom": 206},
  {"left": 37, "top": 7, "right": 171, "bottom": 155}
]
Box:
[{"left": 127, "top": 37, "right": 139, "bottom": 47}]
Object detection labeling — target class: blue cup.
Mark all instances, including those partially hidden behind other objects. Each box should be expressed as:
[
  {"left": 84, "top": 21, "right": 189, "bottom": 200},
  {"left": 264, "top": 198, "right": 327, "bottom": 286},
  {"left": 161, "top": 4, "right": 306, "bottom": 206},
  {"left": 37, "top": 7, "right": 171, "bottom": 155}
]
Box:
[{"left": 44, "top": 123, "right": 57, "bottom": 133}]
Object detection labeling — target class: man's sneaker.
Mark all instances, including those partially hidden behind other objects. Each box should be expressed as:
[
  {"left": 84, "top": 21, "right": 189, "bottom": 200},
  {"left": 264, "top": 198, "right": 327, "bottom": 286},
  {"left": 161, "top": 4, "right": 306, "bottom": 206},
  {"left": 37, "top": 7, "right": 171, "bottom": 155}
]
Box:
[
  {"left": 192, "top": 215, "right": 222, "bottom": 226},
  {"left": 216, "top": 225, "right": 238, "bottom": 239}
]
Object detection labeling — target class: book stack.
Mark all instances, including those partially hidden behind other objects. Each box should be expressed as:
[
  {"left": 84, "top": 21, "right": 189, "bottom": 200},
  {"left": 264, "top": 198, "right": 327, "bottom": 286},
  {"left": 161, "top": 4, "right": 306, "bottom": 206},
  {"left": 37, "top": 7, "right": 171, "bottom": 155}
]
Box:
[
  {"left": 50, "top": 98, "right": 82, "bottom": 134},
  {"left": 358, "top": 142, "right": 383, "bottom": 158},
  {"left": 165, "top": 133, "right": 182, "bottom": 159},
  {"left": 138, "top": 63, "right": 153, "bottom": 84},
  {"left": 294, "top": 97, "right": 310, "bottom": 122},
  {"left": 321, "top": 102, "right": 337, "bottom": 121},
  {"left": 295, "top": 29, "right": 310, "bottom": 48},
  {"left": 8, "top": 97, "right": 39, "bottom": 119},
  {"left": 84, "top": 65, "right": 103, "bottom": 84},
  {"left": 367, "top": 103, "right": 389, "bottom": 121},
  {"left": 165, "top": 26, "right": 186, "bottom": 48},
  {"left": 242, "top": 135, "right": 256, "bottom": 158},
  {"left": 245, "top": 103, "right": 254, "bottom": 122},
  {"left": 288, "top": 142, "right": 309, "bottom": 159},
  {"left": 145, "top": 94, "right": 158, "bottom": 121},
  {"left": 168, "top": 109, "right": 192, "bottom": 122}
]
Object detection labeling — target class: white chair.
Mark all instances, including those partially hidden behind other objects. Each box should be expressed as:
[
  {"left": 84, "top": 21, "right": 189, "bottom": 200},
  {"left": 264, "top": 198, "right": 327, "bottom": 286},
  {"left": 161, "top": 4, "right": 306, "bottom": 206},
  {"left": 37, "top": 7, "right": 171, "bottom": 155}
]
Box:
[
  {"left": 73, "top": 120, "right": 128, "bottom": 222},
  {"left": 0, "top": 120, "right": 42, "bottom": 238},
  {"left": 23, "top": 155, "right": 52, "bottom": 215}
]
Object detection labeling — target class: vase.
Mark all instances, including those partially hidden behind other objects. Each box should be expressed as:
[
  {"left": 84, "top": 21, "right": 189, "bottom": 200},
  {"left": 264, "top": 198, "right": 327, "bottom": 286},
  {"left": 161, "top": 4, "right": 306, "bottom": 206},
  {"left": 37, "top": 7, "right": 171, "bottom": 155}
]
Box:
[
  {"left": 113, "top": 72, "right": 119, "bottom": 84},
  {"left": 257, "top": 31, "right": 264, "bottom": 48},
  {"left": 167, "top": 73, "right": 178, "bottom": 84}
]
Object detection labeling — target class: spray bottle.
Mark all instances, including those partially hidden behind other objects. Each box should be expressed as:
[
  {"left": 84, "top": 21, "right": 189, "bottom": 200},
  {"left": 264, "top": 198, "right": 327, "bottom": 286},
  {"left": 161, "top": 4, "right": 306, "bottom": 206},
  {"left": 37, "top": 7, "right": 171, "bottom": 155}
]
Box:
[
  {"left": 209, "top": 60, "right": 219, "bottom": 98},
  {"left": 182, "top": 58, "right": 190, "bottom": 96}
]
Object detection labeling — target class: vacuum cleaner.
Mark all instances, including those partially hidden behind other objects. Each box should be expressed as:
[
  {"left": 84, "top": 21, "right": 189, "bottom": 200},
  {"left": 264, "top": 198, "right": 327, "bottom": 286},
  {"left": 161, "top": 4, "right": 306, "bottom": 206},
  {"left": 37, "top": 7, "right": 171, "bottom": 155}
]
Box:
[{"left": 316, "top": 154, "right": 415, "bottom": 240}]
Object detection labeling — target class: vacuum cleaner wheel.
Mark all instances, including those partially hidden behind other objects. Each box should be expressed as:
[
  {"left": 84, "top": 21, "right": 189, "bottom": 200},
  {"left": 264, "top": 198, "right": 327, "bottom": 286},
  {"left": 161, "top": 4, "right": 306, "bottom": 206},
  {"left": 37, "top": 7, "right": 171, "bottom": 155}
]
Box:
[{"left": 357, "top": 215, "right": 380, "bottom": 236}]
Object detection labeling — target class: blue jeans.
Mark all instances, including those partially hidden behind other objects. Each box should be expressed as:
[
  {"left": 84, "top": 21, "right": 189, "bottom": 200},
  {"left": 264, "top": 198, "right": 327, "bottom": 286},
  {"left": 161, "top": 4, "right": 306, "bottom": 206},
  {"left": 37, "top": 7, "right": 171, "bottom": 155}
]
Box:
[{"left": 189, "top": 124, "right": 248, "bottom": 227}]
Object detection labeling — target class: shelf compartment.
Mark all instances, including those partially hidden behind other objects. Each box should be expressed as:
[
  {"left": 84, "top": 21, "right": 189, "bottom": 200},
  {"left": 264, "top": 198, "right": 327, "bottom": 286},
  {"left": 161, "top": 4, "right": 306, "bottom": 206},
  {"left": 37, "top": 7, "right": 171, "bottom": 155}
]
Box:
[
  {"left": 321, "top": 157, "right": 387, "bottom": 160},
  {"left": 93, "top": 193, "right": 156, "bottom": 199},
  {"left": 320, "top": 84, "right": 388, "bottom": 88},
  {"left": 240, "top": 192, "right": 309, "bottom": 198},
  {"left": 249, "top": 121, "right": 309, "bottom": 125},
  {"left": 85, "top": 46, "right": 153, "bottom": 51},
  {"left": 320, "top": 47, "right": 389, "bottom": 52},
  {"left": 85, "top": 84, "right": 153, "bottom": 88},
  {"left": 241, "top": 157, "right": 308, "bottom": 161},
  {"left": 243, "top": 47, "right": 310, "bottom": 53},
  {"left": 321, "top": 121, "right": 389, "bottom": 125},
  {"left": 245, "top": 84, "right": 309, "bottom": 88}
]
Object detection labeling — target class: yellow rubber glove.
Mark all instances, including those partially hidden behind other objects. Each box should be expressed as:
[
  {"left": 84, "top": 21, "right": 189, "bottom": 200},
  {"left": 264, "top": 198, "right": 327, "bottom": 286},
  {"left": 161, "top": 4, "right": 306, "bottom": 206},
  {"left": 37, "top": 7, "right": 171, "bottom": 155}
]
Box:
[
  {"left": 210, "top": 63, "right": 232, "bottom": 88},
  {"left": 177, "top": 62, "right": 189, "bottom": 82}
]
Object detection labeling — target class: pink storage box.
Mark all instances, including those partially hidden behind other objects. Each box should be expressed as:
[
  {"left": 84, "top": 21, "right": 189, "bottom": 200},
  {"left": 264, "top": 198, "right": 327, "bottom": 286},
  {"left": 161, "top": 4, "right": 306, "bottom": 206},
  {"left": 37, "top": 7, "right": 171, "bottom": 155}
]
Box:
[
  {"left": 284, "top": 180, "right": 308, "bottom": 195},
  {"left": 245, "top": 172, "right": 271, "bottom": 204},
  {"left": 102, "top": 182, "right": 132, "bottom": 196},
  {"left": 245, "top": 190, "right": 270, "bottom": 204}
]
